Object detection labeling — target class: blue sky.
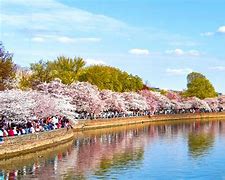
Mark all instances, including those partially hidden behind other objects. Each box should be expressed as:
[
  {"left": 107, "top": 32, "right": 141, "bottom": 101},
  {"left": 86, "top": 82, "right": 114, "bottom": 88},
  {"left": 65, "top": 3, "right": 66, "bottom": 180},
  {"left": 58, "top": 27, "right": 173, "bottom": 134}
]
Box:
[{"left": 1, "top": 0, "right": 225, "bottom": 93}]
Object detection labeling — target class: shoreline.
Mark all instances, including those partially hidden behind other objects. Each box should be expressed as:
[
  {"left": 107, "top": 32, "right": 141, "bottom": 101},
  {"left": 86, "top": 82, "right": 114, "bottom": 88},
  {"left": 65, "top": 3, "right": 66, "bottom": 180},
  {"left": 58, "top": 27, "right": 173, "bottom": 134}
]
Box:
[
  {"left": 1, "top": 112, "right": 225, "bottom": 160},
  {"left": 0, "top": 128, "right": 74, "bottom": 160},
  {"left": 74, "top": 112, "right": 225, "bottom": 131}
]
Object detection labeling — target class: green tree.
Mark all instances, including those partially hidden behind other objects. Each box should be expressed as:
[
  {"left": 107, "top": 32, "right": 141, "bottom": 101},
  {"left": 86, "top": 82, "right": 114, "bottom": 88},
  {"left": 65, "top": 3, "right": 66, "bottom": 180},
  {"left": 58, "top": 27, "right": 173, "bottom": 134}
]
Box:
[
  {"left": 79, "top": 65, "right": 143, "bottom": 92},
  {"left": 29, "top": 60, "right": 53, "bottom": 88},
  {"left": 30, "top": 60, "right": 52, "bottom": 82},
  {"left": 26, "top": 56, "right": 143, "bottom": 91},
  {"left": 184, "top": 72, "right": 217, "bottom": 99},
  {"left": 27, "top": 56, "right": 86, "bottom": 87},
  {"left": 160, "top": 89, "right": 167, "bottom": 95},
  {"left": 187, "top": 72, "right": 205, "bottom": 86},
  {"left": 121, "top": 74, "right": 143, "bottom": 92},
  {"left": 0, "top": 42, "right": 16, "bottom": 90},
  {"left": 18, "top": 73, "right": 32, "bottom": 90},
  {"left": 48, "top": 56, "right": 86, "bottom": 84}
]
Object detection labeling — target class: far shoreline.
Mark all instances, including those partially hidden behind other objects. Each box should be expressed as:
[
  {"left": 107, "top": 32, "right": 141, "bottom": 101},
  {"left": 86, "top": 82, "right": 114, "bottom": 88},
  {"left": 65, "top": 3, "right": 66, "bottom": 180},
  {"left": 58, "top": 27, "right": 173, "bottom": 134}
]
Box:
[
  {"left": 74, "top": 112, "right": 225, "bottom": 131},
  {"left": 1, "top": 112, "right": 225, "bottom": 160}
]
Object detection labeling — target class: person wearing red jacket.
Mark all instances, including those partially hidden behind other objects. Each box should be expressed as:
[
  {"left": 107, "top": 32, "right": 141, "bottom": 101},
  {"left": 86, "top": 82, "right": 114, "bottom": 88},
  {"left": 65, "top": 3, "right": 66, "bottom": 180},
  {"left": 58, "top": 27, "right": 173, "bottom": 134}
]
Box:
[{"left": 8, "top": 128, "right": 14, "bottom": 136}]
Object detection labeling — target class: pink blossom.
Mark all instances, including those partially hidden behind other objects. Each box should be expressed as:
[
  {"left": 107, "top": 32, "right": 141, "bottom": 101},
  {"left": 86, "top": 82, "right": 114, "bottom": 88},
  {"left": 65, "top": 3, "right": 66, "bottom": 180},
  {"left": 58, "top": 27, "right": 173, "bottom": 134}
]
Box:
[{"left": 100, "top": 90, "right": 126, "bottom": 112}]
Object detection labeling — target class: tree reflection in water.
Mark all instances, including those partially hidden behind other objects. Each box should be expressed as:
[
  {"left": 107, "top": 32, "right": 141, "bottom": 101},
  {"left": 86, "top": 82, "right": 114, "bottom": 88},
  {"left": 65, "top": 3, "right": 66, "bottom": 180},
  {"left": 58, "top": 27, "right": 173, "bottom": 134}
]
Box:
[
  {"left": 69, "top": 128, "right": 146, "bottom": 179},
  {"left": 2, "top": 120, "right": 225, "bottom": 179},
  {"left": 188, "top": 120, "right": 216, "bottom": 158},
  {"left": 95, "top": 149, "right": 144, "bottom": 177},
  {"left": 188, "top": 133, "right": 214, "bottom": 158}
]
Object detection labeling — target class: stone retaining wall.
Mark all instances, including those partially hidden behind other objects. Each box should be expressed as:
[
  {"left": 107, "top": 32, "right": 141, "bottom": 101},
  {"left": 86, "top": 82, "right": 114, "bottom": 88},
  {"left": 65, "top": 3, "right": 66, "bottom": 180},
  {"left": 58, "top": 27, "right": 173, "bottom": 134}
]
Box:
[
  {"left": 0, "top": 128, "right": 74, "bottom": 159},
  {"left": 75, "top": 112, "right": 225, "bottom": 130}
]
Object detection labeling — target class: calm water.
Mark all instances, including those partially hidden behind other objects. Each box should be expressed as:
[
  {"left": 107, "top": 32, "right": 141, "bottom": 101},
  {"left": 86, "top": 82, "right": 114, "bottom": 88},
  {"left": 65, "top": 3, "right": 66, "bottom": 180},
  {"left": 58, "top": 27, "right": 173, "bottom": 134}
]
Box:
[{"left": 1, "top": 119, "right": 225, "bottom": 179}]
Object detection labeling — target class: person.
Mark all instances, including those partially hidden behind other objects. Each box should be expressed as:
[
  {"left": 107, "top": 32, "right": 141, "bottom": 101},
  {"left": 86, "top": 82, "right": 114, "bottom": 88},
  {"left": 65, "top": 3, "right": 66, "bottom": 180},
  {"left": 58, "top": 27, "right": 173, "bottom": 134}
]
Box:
[
  {"left": 21, "top": 127, "right": 26, "bottom": 135},
  {"left": 52, "top": 116, "right": 58, "bottom": 125},
  {"left": 2, "top": 129, "right": 8, "bottom": 137},
  {"left": 8, "top": 128, "right": 14, "bottom": 137},
  {"left": 13, "top": 127, "right": 18, "bottom": 136},
  {"left": 0, "top": 129, "right": 4, "bottom": 144},
  {"left": 30, "top": 126, "right": 35, "bottom": 134},
  {"left": 35, "top": 125, "right": 41, "bottom": 132}
]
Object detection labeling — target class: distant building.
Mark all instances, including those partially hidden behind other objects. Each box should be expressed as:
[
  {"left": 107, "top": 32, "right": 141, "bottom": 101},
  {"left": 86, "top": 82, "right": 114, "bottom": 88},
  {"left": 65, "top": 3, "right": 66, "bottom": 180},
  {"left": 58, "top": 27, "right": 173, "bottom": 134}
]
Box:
[{"left": 150, "top": 87, "right": 161, "bottom": 92}]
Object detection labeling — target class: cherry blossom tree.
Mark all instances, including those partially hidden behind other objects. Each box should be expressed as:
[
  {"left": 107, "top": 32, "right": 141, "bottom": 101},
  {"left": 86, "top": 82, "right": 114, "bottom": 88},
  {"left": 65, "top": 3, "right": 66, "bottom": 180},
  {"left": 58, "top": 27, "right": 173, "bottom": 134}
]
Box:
[
  {"left": 69, "top": 82, "right": 104, "bottom": 114},
  {"left": 204, "top": 98, "right": 219, "bottom": 111},
  {"left": 122, "top": 92, "right": 149, "bottom": 111},
  {"left": 32, "top": 92, "right": 58, "bottom": 118},
  {"left": 0, "top": 90, "right": 59, "bottom": 122},
  {"left": 0, "top": 89, "right": 77, "bottom": 123},
  {"left": 37, "top": 80, "right": 104, "bottom": 115},
  {"left": 218, "top": 96, "right": 225, "bottom": 110},
  {"left": 153, "top": 92, "right": 175, "bottom": 110},
  {"left": 100, "top": 90, "right": 126, "bottom": 112},
  {"left": 0, "top": 90, "right": 36, "bottom": 122},
  {"left": 165, "top": 91, "right": 182, "bottom": 102},
  {"left": 139, "top": 90, "right": 159, "bottom": 114},
  {"left": 184, "top": 97, "right": 211, "bottom": 111},
  {"left": 3, "top": 79, "right": 225, "bottom": 124}
]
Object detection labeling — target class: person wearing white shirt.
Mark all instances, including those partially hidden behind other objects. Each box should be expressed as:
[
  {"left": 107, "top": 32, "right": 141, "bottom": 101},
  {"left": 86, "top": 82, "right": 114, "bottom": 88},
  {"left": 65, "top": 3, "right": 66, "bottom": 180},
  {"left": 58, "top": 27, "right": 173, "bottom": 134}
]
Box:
[
  {"left": 0, "top": 130, "right": 4, "bottom": 144},
  {"left": 30, "top": 127, "right": 35, "bottom": 133}
]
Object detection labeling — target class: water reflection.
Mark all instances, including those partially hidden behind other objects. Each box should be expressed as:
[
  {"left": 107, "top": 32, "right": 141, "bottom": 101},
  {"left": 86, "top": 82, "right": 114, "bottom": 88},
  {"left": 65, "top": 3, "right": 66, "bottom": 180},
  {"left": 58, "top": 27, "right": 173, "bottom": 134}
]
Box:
[
  {"left": 94, "top": 148, "right": 144, "bottom": 177},
  {"left": 1, "top": 119, "right": 225, "bottom": 179},
  {"left": 68, "top": 128, "right": 147, "bottom": 179},
  {"left": 188, "top": 133, "right": 214, "bottom": 158}
]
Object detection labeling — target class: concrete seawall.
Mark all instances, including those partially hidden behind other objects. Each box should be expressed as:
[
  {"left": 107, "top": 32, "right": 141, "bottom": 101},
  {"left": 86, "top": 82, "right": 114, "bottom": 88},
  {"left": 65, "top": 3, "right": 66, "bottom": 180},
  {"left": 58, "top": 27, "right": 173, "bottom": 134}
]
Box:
[
  {"left": 75, "top": 112, "right": 225, "bottom": 131},
  {"left": 0, "top": 128, "right": 74, "bottom": 159},
  {"left": 1, "top": 112, "right": 225, "bottom": 160}
]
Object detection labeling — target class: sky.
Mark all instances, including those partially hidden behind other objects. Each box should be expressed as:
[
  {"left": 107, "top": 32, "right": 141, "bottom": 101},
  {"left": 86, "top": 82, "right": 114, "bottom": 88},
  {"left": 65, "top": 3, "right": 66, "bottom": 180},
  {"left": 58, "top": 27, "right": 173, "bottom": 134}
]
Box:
[{"left": 1, "top": 0, "right": 225, "bottom": 93}]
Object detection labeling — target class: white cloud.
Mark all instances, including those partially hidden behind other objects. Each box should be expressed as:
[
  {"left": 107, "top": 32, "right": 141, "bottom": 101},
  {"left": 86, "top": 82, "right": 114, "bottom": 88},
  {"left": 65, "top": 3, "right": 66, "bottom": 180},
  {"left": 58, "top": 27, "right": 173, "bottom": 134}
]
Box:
[
  {"left": 210, "top": 66, "right": 225, "bottom": 71},
  {"left": 31, "top": 35, "right": 101, "bottom": 44},
  {"left": 168, "top": 41, "right": 199, "bottom": 47},
  {"left": 2, "top": 32, "right": 15, "bottom": 37},
  {"left": 165, "top": 48, "right": 184, "bottom": 56},
  {"left": 217, "top": 26, "right": 225, "bottom": 33},
  {"left": 56, "top": 36, "right": 74, "bottom": 43},
  {"left": 202, "top": 26, "right": 225, "bottom": 36},
  {"left": 188, "top": 50, "right": 200, "bottom": 56},
  {"left": 56, "top": 36, "right": 101, "bottom": 43},
  {"left": 86, "top": 58, "right": 106, "bottom": 65},
  {"left": 166, "top": 68, "right": 193, "bottom": 76},
  {"left": 2, "top": 0, "right": 61, "bottom": 8},
  {"left": 129, "top": 48, "right": 150, "bottom": 55},
  {"left": 31, "top": 37, "right": 45, "bottom": 42},
  {"left": 165, "top": 48, "right": 200, "bottom": 57},
  {"left": 200, "top": 32, "right": 214, "bottom": 36},
  {"left": 1, "top": 0, "right": 127, "bottom": 35},
  {"left": 78, "top": 38, "right": 101, "bottom": 42}
]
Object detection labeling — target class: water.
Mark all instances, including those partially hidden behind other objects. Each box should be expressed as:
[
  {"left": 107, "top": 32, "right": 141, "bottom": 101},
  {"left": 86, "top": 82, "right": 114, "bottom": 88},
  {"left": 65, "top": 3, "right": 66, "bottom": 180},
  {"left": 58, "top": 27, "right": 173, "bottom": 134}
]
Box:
[{"left": 1, "top": 119, "right": 225, "bottom": 179}]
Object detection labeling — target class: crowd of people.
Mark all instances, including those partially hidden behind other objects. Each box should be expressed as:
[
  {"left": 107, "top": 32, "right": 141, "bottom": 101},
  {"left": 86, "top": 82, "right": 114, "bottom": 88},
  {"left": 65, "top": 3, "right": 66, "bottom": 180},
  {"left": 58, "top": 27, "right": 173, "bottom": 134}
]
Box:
[
  {"left": 74, "top": 111, "right": 150, "bottom": 120},
  {"left": 0, "top": 106, "right": 224, "bottom": 143},
  {"left": 75, "top": 107, "right": 225, "bottom": 120},
  {"left": 0, "top": 115, "right": 72, "bottom": 143}
]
